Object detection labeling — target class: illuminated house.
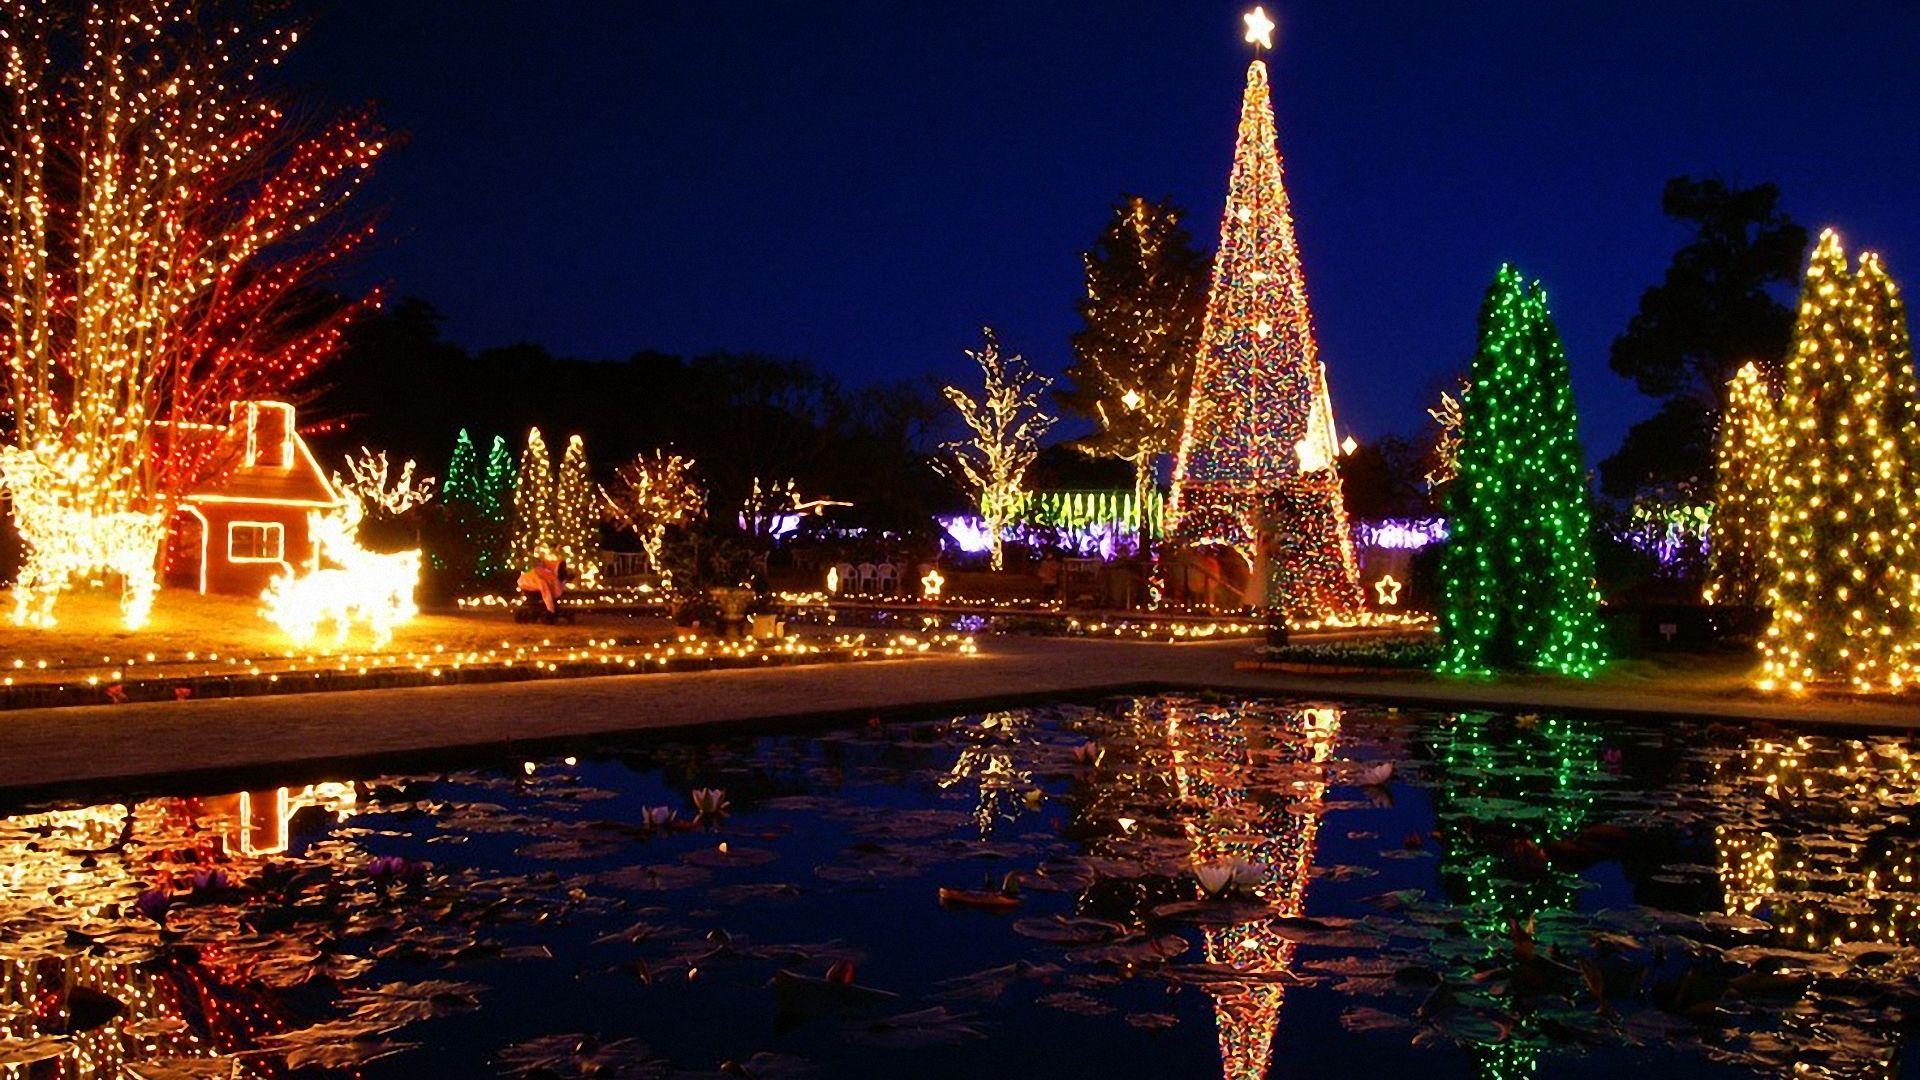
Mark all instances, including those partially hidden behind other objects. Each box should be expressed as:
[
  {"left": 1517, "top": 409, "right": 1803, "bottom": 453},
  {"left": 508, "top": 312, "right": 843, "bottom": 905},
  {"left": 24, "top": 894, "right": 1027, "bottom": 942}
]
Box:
[{"left": 165, "top": 401, "right": 345, "bottom": 595}]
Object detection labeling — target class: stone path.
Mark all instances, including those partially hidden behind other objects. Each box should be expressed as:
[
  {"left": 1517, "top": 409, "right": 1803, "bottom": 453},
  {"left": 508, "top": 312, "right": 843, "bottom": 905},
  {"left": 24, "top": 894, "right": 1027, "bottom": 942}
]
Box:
[{"left": 2, "top": 636, "right": 1915, "bottom": 797}]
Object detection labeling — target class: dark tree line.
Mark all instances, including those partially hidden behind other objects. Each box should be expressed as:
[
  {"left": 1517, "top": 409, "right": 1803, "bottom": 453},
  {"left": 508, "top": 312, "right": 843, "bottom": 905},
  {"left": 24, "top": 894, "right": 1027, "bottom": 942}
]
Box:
[{"left": 312, "top": 299, "right": 957, "bottom": 537}]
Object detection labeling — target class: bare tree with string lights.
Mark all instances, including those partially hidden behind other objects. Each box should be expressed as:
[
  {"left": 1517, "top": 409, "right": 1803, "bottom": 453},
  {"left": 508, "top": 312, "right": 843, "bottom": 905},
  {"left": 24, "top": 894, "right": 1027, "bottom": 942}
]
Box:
[
  {"left": 0, "top": 0, "right": 386, "bottom": 627},
  {"left": 937, "top": 328, "right": 1055, "bottom": 573}
]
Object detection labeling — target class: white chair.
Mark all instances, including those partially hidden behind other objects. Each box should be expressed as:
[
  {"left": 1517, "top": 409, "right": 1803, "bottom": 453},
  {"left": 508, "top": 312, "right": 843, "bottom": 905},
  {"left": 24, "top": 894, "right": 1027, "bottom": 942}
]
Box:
[
  {"left": 856, "top": 562, "right": 878, "bottom": 595},
  {"left": 876, "top": 562, "right": 899, "bottom": 595},
  {"left": 831, "top": 562, "right": 855, "bottom": 595}
]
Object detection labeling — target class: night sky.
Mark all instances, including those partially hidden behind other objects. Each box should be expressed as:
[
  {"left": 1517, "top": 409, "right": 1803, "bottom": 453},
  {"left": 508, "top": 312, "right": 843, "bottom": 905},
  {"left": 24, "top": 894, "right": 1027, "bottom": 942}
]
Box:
[{"left": 291, "top": 1, "right": 1920, "bottom": 459}]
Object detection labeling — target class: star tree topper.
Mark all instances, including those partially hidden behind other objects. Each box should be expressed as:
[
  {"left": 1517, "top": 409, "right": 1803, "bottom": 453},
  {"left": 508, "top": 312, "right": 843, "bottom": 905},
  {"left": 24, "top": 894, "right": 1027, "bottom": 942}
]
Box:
[{"left": 1243, "top": 6, "right": 1275, "bottom": 51}]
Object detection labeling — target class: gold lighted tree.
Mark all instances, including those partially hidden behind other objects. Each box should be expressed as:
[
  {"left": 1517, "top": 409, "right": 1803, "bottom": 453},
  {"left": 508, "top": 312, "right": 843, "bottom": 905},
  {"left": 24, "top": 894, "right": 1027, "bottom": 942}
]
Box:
[{"left": 938, "top": 327, "right": 1055, "bottom": 572}]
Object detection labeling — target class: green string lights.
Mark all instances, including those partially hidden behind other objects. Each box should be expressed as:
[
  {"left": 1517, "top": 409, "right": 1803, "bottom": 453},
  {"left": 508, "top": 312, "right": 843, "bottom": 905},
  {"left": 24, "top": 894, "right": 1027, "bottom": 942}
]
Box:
[{"left": 1438, "top": 266, "right": 1607, "bottom": 677}]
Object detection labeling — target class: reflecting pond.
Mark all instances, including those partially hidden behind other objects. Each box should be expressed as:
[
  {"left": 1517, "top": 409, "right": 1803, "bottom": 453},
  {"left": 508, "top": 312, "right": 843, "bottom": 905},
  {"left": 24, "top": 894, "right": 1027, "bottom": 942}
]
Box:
[{"left": 1, "top": 696, "right": 1916, "bottom": 1077}]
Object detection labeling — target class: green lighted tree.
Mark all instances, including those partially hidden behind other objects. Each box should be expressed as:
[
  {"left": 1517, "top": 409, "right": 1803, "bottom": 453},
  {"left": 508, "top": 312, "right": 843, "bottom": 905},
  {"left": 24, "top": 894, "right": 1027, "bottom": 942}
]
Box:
[
  {"left": 1439, "top": 266, "right": 1607, "bottom": 677},
  {"left": 1059, "top": 195, "right": 1208, "bottom": 554},
  {"left": 436, "top": 430, "right": 481, "bottom": 574},
  {"left": 479, "top": 435, "right": 514, "bottom": 576}
]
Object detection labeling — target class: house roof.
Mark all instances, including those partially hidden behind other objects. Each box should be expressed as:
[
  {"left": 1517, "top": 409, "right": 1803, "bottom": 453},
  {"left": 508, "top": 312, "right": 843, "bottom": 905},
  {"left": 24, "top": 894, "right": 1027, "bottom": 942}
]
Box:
[{"left": 180, "top": 402, "right": 343, "bottom": 510}]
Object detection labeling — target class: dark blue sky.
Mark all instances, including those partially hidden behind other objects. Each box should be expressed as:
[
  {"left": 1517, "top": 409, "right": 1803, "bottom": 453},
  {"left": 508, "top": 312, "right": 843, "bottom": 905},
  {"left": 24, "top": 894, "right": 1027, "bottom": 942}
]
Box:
[{"left": 293, "top": 1, "right": 1920, "bottom": 459}]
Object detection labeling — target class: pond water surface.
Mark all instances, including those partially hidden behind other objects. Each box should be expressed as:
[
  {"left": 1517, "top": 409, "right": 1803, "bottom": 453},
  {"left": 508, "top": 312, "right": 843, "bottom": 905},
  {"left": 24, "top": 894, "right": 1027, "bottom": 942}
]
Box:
[{"left": 2, "top": 695, "right": 1916, "bottom": 1078}]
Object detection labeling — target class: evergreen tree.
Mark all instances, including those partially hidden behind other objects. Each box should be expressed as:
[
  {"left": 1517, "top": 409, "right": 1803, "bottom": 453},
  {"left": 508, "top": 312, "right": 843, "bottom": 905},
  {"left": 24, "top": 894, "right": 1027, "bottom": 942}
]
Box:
[
  {"left": 1601, "top": 178, "right": 1807, "bottom": 499},
  {"left": 553, "top": 434, "right": 598, "bottom": 585},
  {"left": 1060, "top": 195, "right": 1208, "bottom": 554},
  {"left": 437, "top": 430, "right": 482, "bottom": 576},
  {"left": 509, "top": 427, "right": 555, "bottom": 570},
  {"left": 1702, "top": 363, "right": 1777, "bottom": 608},
  {"left": 1438, "top": 266, "right": 1606, "bottom": 677},
  {"left": 478, "top": 435, "right": 514, "bottom": 577},
  {"left": 1760, "top": 231, "right": 1920, "bottom": 692}
]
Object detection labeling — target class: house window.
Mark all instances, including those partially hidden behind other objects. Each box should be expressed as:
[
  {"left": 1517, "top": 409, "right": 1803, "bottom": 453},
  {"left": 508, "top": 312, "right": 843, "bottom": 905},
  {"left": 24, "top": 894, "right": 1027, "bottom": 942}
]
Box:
[{"left": 228, "top": 522, "right": 284, "bottom": 562}]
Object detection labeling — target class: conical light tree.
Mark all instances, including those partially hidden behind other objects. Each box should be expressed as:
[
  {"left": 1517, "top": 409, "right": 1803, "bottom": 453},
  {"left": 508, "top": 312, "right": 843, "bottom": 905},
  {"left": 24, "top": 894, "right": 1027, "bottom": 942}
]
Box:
[
  {"left": 436, "top": 430, "right": 481, "bottom": 574},
  {"left": 1703, "top": 363, "right": 1778, "bottom": 608},
  {"left": 1166, "top": 44, "right": 1361, "bottom": 619},
  {"left": 552, "top": 435, "right": 598, "bottom": 584},
  {"left": 444, "top": 431, "right": 481, "bottom": 512},
  {"left": 938, "top": 328, "right": 1055, "bottom": 572},
  {"left": 479, "top": 435, "right": 515, "bottom": 576},
  {"left": 509, "top": 427, "right": 555, "bottom": 570},
  {"left": 1759, "top": 231, "right": 1920, "bottom": 693},
  {"left": 1438, "top": 266, "right": 1607, "bottom": 677}
]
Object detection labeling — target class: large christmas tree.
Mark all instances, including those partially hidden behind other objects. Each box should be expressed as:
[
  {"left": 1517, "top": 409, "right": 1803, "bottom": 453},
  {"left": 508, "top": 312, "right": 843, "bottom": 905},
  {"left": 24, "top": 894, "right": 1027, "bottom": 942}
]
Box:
[
  {"left": 1759, "top": 231, "right": 1920, "bottom": 692},
  {"left": 1438, "top": 266, "right": 1606, "bottom": 677},
  {"left": 1167, "top": 30, "right": 1361, "bottom": 619}
]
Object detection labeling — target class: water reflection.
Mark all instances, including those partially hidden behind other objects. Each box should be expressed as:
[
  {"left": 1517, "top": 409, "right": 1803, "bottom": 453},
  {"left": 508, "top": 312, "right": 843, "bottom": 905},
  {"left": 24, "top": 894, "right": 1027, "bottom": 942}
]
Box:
[
  {"left": 1424, "top": 712, "right": 1606, "bottom": 1080},
  {"left": 2, "top": 702, "right": 1920, "bottom": 1078},
  {"left": 0, "top": 784, "right": 360, "bottom": 1076},
  {"left": 1714, "top": 735, "right": 1920, "bottom": 950},
  {"left": 1166, "top": 702, "right": 1338, "bottom": 1080}
]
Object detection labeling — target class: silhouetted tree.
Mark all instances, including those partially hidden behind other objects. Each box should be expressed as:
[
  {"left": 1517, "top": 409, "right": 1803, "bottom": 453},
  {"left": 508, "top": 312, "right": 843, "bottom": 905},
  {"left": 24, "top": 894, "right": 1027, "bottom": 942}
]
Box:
[{"left": 1600, "top": 177, "right": 1807, "bottom": 499}]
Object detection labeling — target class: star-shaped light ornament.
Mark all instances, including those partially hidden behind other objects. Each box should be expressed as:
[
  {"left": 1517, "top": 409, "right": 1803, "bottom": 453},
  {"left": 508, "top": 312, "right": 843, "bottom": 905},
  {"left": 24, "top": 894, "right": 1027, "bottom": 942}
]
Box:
[
  {"left": 921, "top": 567, "right": 946, "bottom": 600},
  {"left": 1373, "top": 574, "right": 1403, "bottom": 607},
  {"left": 1243, "top": 6, "right": 1275, "bottom": 51}
]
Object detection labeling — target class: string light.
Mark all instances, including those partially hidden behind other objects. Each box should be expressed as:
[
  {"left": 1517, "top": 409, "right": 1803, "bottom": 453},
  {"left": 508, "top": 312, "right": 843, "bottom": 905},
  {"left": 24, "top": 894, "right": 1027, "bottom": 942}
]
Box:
[
  {"left": 937, "top": 328, "right": 1056, "bottom": 572},
  {"left": 509, "top": 427, "right": 556, "bottom": 570},
  {"left": 1437, "top": 265, "right": 1607, "bottom": 677},
  {"left": 0, "top": 0, "right": 384, "bottom": 629},
  {"left": 1703, "top": 362, "right": 1778, "bottom": 608},
  {"left": 601, "top": 450, "right": 705, "bottom": 587},
  {"left": 333, "top": 447, "right": 436, "bottom": 517},
  {"left": 259, "top": 498, "right": 421, "bottom": 647},
  {"left": 553, "top": 434, "right": 598, "bottom": 584},
  {"left": 1758, "top": 230, "right": 1920, "bottom": 693},
  {"left": 1166, "top": 53, "right": 1362, "bottom": 619}
]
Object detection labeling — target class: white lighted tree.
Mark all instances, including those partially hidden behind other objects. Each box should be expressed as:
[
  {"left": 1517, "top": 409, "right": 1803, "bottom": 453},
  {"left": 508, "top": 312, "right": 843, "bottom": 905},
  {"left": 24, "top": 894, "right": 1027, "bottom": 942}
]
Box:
[
  {"left": 937, "top": 328, "right": 1055, "bottom": 571},
  {"left": 509, "top": 428, "right": 555, "bottom": 570},
  {"left": 0, "top": 0, "right": 384, "bottom": 628},
  {"left": 601, "top": 450, "right": 705, "bottom": 584},
  {"left": 334, "top": 449, "right": 436, "bottom": 518},
  {"left": 553, "top": 435, "right": 598, "bottom": 584}
]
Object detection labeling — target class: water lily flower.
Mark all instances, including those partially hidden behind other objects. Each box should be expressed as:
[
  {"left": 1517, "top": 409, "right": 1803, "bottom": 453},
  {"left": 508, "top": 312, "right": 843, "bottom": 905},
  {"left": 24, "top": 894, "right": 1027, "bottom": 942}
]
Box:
[
  {"left": 189, "top": 867, "right": 232, "bottom": 894},
  {"left": 133, "top": 887, "right": 173, "bottom": 925},
  {"left": 1071, "top": 743, "right": 1105, "bottom": 768},
  {"left": 691, "top": 788, "right": 730, "bottom": 818},
  {"left": 366, "top": 855, "right": 424, "bottom": 886},
  {"left": 1357, "top": 761, "right": 1395, "bottom": 787},
  {"left": 1229, "top": 859, "right": 1266, "bottom": 888},
  {"left": 641, "top": 805, "right": 678, "bottom": 829},
  {"left": 1194, "top": 862, "right": 1236, "bottom": 898}
]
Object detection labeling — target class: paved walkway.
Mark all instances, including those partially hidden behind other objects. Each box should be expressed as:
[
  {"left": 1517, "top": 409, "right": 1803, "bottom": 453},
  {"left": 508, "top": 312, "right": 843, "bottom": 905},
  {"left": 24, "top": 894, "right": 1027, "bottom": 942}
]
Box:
[{"left": 3, "top": 636, "right": 1916, "bottom": 798}]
